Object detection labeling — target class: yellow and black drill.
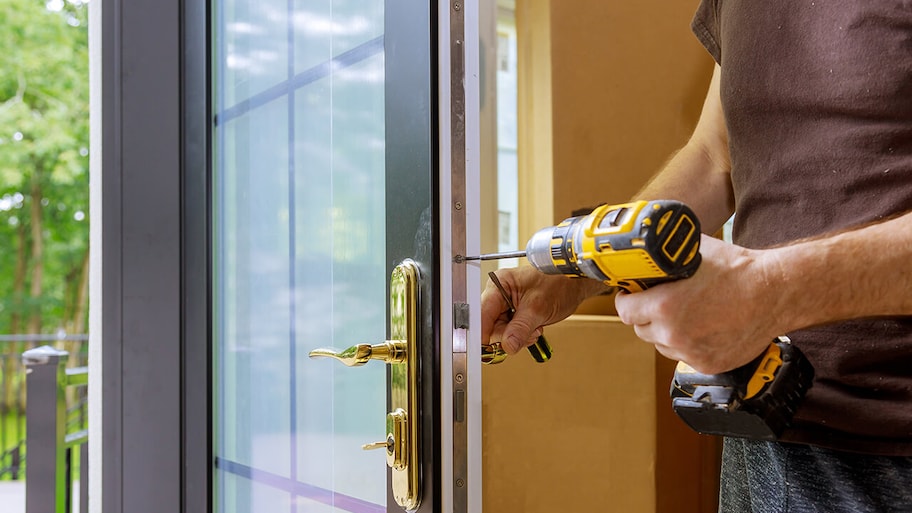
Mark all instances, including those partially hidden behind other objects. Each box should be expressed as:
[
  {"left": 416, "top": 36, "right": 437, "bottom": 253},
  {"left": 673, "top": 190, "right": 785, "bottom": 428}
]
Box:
[{"left": 464, "top": 199, "right": 814, "bottom": 440}]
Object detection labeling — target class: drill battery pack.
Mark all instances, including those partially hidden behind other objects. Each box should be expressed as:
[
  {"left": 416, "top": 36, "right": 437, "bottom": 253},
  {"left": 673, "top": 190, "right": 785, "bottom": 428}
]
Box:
[{"left": 670, "top": 337, "right": 814, "bottom": 440}]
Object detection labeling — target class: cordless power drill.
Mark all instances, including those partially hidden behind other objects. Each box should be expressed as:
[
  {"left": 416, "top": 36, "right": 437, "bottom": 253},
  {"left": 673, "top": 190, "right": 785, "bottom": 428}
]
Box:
[{"left": 465, "top": 199, "right": 814, "bottom": 440}]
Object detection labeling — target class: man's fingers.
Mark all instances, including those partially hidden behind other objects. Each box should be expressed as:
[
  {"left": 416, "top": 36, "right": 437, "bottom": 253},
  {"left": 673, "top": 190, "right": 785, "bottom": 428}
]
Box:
[
  {"left": 633, "top": 323, "right": 687, "bottom": 363},
  {"left": 632, "top": 322, "right": 656, "bottom": 344},
  {"left": 480, "top": 283, "right": 509, "bottom": 344},
  {"left": 615, "top": 291, "right": 649, "bottom": 326},
  {"left": 487, "top": 320, "right": 507, "bottom": 347},
  {"left": 502, "top": 310, "right": 543, "bottom": 354}
]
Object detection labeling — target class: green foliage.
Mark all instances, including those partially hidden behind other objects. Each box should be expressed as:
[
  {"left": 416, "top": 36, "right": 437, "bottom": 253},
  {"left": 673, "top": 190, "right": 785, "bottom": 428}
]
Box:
[{"left": 0, "top": 0, "right": 89, "bottom": 334}]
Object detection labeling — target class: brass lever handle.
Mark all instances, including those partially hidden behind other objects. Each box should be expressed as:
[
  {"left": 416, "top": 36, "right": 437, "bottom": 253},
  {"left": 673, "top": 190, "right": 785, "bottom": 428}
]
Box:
[
  {"left": 309, "top": 340, "right": 407, "bottom": 366},
  {"left": 481, "top": 342, "right": 507, "bottom": 365}
]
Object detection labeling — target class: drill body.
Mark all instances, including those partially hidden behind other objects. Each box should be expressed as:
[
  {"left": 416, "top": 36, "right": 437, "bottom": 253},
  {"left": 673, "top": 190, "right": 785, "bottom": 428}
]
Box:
[{"left": 524, "top": 200, "right": 701, "bottom": 292}]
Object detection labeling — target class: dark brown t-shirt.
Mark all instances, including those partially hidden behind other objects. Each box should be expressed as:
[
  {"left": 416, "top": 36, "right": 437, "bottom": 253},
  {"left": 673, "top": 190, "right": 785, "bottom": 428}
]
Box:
[{"left": 692, "top": 0, "right": 912, "bottom": 455}]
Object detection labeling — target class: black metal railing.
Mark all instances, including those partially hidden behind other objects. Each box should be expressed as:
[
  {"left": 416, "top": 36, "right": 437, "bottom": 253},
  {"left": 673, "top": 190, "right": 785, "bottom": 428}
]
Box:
[
  {"left": 1, "top": 341, "right": 30, "bottom": 481},
  {"left": 0, "top": 337, "right": 88, "bottom": 513},
  {"left": 1, "top": 336, "right": 88, "bottom": 479},
  {"left": 0, "top": 439, "right": 25, "bottom": 480}
]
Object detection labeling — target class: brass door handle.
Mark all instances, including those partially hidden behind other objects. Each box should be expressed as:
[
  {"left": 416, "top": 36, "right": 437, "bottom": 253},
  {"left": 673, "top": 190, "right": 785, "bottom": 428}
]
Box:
[
  {"left": 309, "top": 340, "right": 407, "bottom": 366},
  {"left": 307, "top": 260, "right": 421, "bottom": 511},
  {"left": 481, "top": 340, "right": 551, "bottom": 365},
  {"left": 481, "top": 342, "right": 507, "bottom": 364}
]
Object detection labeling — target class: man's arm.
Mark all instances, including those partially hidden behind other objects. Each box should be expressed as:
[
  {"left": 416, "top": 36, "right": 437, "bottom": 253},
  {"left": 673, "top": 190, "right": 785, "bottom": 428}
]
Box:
[
  {"left": 634, "top": 64, "right": 734, "bottom": 232},
  {"left": 616, "top": 213, "right": 912, "bottom": 374},
  {"left": 769, "top": 212, "right": 912, "bottom": 329}
]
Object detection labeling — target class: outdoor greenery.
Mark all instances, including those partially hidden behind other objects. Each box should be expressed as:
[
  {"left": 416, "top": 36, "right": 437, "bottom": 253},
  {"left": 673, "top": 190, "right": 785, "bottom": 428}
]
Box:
[
  {"left": 0, "top": 0, "right": 90, "bottom": 337},
  {"left": 0, "top": 0, "right": 90, "bottom": 474}
]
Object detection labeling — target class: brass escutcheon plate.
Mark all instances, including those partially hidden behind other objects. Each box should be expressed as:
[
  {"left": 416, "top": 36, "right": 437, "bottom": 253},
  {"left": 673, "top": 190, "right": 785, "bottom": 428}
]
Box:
[{"left": 389, "top": 260, "right": 420, "bottom": 510}]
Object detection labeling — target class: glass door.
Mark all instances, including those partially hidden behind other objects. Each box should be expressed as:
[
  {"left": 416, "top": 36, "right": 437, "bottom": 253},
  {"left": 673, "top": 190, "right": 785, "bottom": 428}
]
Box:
[{"left": 210, "top": 1, "right": 439, "bottom": 512}]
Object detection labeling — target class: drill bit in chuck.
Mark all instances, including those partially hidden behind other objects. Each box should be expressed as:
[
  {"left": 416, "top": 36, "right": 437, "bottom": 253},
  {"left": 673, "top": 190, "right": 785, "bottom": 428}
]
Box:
[{"left": 457, "top": 250, "right": 527, "bottom": 262}]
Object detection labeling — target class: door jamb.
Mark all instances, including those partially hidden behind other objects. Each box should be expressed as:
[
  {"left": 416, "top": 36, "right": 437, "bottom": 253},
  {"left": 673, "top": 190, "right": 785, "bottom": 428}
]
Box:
[{"left": 438, "top": 1, "right": 482, "bottom": 512}]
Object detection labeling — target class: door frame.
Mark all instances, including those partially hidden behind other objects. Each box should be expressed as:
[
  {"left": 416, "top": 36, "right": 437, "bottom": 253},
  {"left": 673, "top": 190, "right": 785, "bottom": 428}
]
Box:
[
  {"left": 91, "top": 0, "right": 210, "bottom": 508},
  {"left": 437, "top": 0, "right": 483, "bottom": 512}
]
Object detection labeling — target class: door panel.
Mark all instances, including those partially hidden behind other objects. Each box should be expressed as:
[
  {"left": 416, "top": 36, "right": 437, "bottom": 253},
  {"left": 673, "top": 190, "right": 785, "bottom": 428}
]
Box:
[{"left": 211, "top": 0, "right": 436, "bottom": 512}]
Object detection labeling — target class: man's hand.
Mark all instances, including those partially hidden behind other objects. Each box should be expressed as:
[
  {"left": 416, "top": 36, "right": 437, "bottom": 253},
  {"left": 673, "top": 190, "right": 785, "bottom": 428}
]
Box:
[
  {"left": 614, "top": 235, "right": 781, "bottom": 374},
  {"left": 481, "top": 266, "right": 610, "bottom": 354}
]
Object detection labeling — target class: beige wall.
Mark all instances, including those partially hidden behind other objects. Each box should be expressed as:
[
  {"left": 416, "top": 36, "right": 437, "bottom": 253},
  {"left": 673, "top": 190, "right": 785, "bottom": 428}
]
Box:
[
  {"left": 483, "top": 317, "right": 661, "bottom": 512},
  {"left": 482, "top": 317, "right": 721, "bottom": 513},
  {"left": 520, "top": 0, "right": 714, "bottom": 232},
  {"left": 482, "top": 1, "right": 720, "bottom": 512}
]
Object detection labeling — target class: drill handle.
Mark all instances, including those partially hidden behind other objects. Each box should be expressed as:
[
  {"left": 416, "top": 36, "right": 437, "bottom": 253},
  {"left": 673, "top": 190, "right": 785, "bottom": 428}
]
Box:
[{"left": 616, "top": 271, "right": 698, "bottom": 293}]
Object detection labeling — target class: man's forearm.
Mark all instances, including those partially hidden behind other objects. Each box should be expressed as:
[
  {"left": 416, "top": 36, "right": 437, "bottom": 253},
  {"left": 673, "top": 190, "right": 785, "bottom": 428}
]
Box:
[{"left": 765, "top": 211, "right": 912, "bottom": 332}]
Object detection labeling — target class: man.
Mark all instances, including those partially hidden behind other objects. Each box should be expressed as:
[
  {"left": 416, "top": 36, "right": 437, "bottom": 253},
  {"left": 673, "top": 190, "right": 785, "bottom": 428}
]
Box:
[{"left": 481, "top": 2, "right": 912, "bottom": 511}]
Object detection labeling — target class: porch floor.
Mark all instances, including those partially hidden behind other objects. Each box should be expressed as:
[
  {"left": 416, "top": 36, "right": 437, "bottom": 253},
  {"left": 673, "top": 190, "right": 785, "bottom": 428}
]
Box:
[
  {"left": 0, "top": 481, "right": 81, "bottom": 513},
  {"left": 0, "top": 481, "right": 24, "bottom": 513}
]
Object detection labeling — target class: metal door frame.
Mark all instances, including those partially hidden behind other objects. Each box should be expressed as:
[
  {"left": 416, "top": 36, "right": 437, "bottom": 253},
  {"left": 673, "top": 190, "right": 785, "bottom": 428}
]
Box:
[
  {"left": 91, "top": 0, "right": 208, "bottom": 507},
  {"left": 437, "top": 0, "right": 483, "bottom": 512}
]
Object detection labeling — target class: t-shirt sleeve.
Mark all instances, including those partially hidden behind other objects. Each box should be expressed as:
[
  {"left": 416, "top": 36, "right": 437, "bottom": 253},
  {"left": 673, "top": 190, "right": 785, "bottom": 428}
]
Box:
[{"left": 691, "top": 0, "right": 721, "bottom": 64}]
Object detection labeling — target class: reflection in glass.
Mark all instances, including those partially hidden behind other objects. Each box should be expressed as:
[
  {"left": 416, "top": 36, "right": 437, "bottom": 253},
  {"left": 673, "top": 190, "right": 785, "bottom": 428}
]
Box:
[{"left": 213, "top": 0, "right": 386, "bottom": 511}]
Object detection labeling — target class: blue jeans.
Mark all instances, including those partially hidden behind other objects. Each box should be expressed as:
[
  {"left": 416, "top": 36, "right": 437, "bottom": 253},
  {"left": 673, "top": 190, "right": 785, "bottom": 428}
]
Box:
[{"left": 719, "top": 438, "right": 912, "bottom": 513}]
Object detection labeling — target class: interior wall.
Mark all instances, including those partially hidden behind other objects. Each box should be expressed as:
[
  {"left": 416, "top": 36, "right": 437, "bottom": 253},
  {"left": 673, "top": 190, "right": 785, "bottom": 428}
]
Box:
[
  {"left": 482, "top": 317, "right": 660, "bottom": 513},
  {"left": 515, "top": 0, "right": 554, "bottom": 240},
  {"left": 540, "top": 0, "right": 714, "bottom": 224},
  {"left": 482, "top": 1, "right": 720, "bottom": 512},
  {"left": 479, "top": 1, "right": 499, "bottom": 260}
]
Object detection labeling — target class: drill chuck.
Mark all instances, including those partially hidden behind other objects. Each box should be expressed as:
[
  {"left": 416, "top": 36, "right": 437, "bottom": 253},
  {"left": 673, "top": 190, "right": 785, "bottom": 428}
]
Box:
[{"left": 525, "top": 227, "right": 565, "bottom": 275}]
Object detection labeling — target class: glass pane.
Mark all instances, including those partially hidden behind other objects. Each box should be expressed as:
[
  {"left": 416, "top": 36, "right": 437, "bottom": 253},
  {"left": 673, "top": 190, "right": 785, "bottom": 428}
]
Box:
[
  {"left": 217, "top": 473, "right": 293, "bottom": 513},
  {"left": 293, "top": 0, "right": 383, "bottom": 74},
  {"left": 217, "top": 98, "right": 293, "bottom": 477},
  {"left": 220, "top": 0, "right": 289, "bottom": 107},
  {"left": 213, "top": 0, "right": 387, "bottom": 511},
  {"left": 495, "top": 4, "right": 519, "bottom": 268}
]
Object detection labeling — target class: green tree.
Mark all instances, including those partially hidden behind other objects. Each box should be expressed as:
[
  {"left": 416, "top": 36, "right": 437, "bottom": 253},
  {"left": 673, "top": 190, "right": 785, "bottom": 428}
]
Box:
[{"left": 0, "top": 0, "right": 89, "bottom": 337}]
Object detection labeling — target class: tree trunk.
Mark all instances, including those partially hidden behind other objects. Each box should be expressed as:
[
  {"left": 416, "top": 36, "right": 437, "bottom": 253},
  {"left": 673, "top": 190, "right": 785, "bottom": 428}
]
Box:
[
  {"left": 64, "top": 248, "right": 90, "bottom": 372},
  {"left": 7, "top": 216, "right": 29, "bottom": 414},
  {"left": 71, "top": 248, "right": 90, "bottom": 334},
  {"left": 26, "top": 177, "right": 44, "bottom": 335},
  {"left": 10, "top": 222, "right": 28, "bottom": 334}
]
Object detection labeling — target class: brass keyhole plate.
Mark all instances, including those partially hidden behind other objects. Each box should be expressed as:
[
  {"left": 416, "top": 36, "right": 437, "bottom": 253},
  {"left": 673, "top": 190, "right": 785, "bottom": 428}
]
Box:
[{"left": 389, "top": 260, "right": 420, "bottom": 510}]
